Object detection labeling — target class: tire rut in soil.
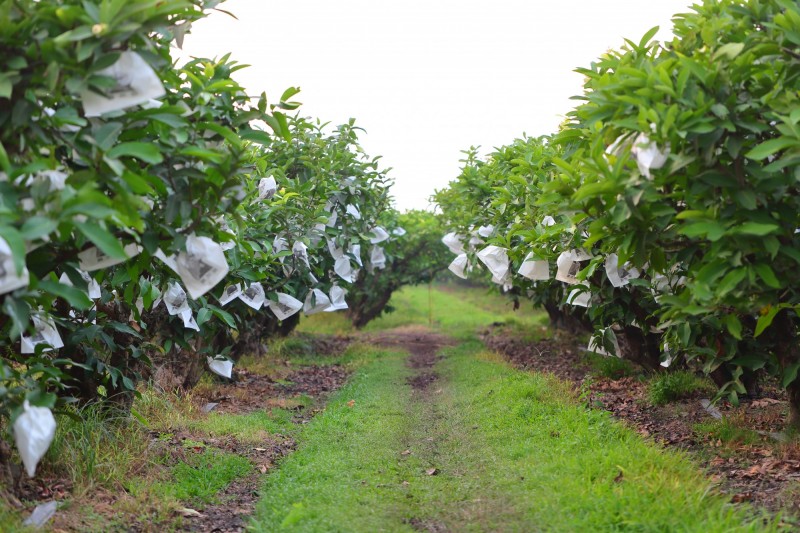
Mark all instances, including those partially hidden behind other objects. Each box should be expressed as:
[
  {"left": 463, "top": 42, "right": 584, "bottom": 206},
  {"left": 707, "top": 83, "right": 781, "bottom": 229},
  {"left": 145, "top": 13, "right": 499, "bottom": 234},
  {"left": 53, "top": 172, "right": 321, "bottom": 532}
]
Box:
[{"left": 366, "top": 326, "right": 454, "bottom": 532}]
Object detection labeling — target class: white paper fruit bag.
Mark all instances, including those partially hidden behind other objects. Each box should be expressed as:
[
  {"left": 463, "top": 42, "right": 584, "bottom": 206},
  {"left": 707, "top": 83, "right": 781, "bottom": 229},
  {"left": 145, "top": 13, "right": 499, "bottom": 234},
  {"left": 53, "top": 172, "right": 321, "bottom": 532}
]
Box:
[
  {"left": 326, "top": 285, "right": 348, "bottom": 311},
  {"left": 268, "top": 293, "right": 303, "bottom": 321},
  {"left": 176, "top": 235, "right": 229, "bottom": 299},
  {"left": 81, "top": 51, "right": 166, "bottom": 117},
  {"left": 239, "top": 282, "right": 266, "bottom": 310},
  {"left": 13, "top": 401, "right": 56, "bottom": 477},
  {"left": 476, "top": 245, "right": 509, "bottom": 280},
  {"left": 21, "top": 315, "right": 64, "bottom": 354},
  {"left": 0, "top": 236, "right": 29, "bottom": 295},
  {"left": 448, "top": 254, "right": 469, "bottom": 279},
  {"left": 207, "top": 356, "right": 233, "bottom": 379},
  {"left": 518, "top": 252, "right": 549, "bottom": 281},
  {"left": 304, "top": 289, "right": 332, "bottom": 315}
]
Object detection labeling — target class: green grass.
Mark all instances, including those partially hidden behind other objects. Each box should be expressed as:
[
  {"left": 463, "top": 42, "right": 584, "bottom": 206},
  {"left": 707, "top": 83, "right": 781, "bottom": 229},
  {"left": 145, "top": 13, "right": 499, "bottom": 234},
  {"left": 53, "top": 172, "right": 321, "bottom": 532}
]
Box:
[
  {"left": 648, "top": 370, "right": 716, "bottom": 406},
  {"left": 188, "top": 409, "right": 299, "bottom": 443},
  {"left": 694, "top": 417, "right": 762, "bottom": 447},
  {"left": 44, "top": 403, "right": 150, "bottom": 494},
  {"left": 298, "top": 284, "right": 549, "bottom": 340},
  {"left": 251, "top": 342, "right": 774, "bottom": 531},
  {"left": 584, "top": 351, "right": 638, "bottom": 380},
  {"left": 138, "top": 448, "right": 251, "bottom": 506}
]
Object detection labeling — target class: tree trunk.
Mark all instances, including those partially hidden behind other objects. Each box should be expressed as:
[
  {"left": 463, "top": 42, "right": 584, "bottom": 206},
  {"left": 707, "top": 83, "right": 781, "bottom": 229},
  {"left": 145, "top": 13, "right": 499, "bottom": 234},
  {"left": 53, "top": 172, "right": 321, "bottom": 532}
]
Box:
[
  {"left": 771, "top": 310, "right": 800, "bottom": 430},
  {"left": 349, "top": 289, "right": 394, "bottom": 329},
  {"left": 613, "top": 325, "right": 663, "bottom": 371},
  {"left": 543, "top": 302, "right": 592, "bottom": 334}
]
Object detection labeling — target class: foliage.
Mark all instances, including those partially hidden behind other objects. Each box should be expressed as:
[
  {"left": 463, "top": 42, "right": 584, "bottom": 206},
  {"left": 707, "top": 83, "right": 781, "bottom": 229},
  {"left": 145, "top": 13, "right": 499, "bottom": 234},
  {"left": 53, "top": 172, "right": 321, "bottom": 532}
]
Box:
[
  {"left": 0, "top": 0, "right": 402, "bottom": 479},
  {"left": 434, "top": 0, "right": 800, "bottom": 428},
  {"left": 346, "top": 210, "right": 452, "bottom": 328}
]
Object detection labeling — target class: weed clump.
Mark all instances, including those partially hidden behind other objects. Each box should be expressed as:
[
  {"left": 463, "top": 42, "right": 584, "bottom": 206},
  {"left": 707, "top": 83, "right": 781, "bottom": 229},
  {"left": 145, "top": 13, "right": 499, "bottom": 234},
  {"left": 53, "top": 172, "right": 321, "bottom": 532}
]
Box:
[
  {"left": 585, "top": 353, "right": 636, "bottom": 380},
  {"left": 648, "top": 371, "right": 713, "bottom": 406}
]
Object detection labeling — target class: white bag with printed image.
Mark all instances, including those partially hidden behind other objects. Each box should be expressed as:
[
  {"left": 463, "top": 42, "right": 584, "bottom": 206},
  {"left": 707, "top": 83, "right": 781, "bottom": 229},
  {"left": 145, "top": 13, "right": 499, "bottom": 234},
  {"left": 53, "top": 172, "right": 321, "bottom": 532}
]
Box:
[
  {"left": 0, "top": 236, "right": 29, "bottom": 295},
  {"left": 257, "top": 176, "right": 277, "bottom": 201},
  {"left": 268, "top": 293, "right": 303, "bottom": 321},
  {"left": 326, "top": 285, "right": 348, "bottom": 311},
  {"left": 163, "top": 282, "right": 190, "bottom": 316},
  {"left": 604, "top": 253, "right": 640, "bottom": 288},
  {"left": 304, "top": 288, "right": 332, "bottom": 315},
  {"left": 78, "top": 243, "right": 142, "bottom": 272},
  {"left": 292, "top": 241, "right": 310, "bottom": 269},
  {"left": 21, "top": 315, "right": 64, "bottom": 354},
  {"left": 239, "top": 282, "right": 266, "bottom": 310},
  {"left": 81, "top": 51, "right": 166, "bottom": 117},
  {"left": 13, "top": 401, "right": 56, "bottom": 478},
  {"left": 555, "top": 250, "right": 584, "bottom": 285},
  {"left": 175, "top": 235, "right": 229, "bottom": 299},
  {"left": 218, "top": 283, "right": 242, "bottom": 306}
]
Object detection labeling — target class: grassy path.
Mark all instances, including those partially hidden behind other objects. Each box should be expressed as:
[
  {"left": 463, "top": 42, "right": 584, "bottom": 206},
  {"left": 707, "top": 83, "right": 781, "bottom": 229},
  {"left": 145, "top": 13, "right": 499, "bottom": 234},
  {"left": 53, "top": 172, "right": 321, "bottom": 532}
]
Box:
[{"left": 251, "top": 318, "right": 774, "bottom": 530}]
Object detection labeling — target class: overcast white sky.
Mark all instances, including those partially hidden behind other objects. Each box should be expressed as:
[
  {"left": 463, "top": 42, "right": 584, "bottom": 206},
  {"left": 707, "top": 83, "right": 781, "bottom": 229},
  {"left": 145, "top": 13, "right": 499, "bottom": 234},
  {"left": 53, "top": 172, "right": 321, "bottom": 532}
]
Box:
[{"left": 181, "top": 0, "right": 693, "bottom": 211}]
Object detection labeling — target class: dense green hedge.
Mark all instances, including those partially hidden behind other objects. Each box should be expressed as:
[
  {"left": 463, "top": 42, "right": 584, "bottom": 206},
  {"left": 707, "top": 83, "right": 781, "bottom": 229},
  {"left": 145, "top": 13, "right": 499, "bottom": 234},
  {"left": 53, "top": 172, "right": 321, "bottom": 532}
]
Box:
[
  {"left": 0, "top": 0, "right": 404, "bottom": 478},
  {"left": 435, "top": 0, "right": 800, "bottom": 428}
]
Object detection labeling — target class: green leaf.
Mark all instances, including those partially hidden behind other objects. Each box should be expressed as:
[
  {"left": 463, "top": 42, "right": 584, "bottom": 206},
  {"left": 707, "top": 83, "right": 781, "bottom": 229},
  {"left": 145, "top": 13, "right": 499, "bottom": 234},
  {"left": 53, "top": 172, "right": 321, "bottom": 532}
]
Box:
[
  {"left": 2, "top": 296, "right": 30, "bottom": 339},
  {"left": 754, "top": 306, "right": 781, "bottom": 337},
  {"left": 74, "top": 221, "right": 128, "bottom": 259},
  {"left": 107, "top": 142, "right": 163, "bottom": 164},
  {"left": 679, "top": 221, "right": 726, "bottom": 241},
  {"left": 38, "top": 280, "right": 93, "bottom": 310},
  {"left": 20, "top": 216, "right": 58, "bottom": 240},
  {"left": 731, "top": 222, "right": 780, "bottom": 236},
  {"left": 723, "top": 314, "right": 743, "bottom": 340},
  {"left": 712, "top": 42, "right": 745, "bottom": 61},
  {"left": 196, "top": 308, "right": 213, "bottom": 326},
  {"left": 753, "top": 264, "right": 781, "bottom": 289},
  {"left": 717, "top": 268, "right": 746, "bottom": 296},
  {"left": 209, "top": 305, "right": 236, "bottom": 329},
  {"left": 744, "top": 137, "right": 798, "bottom": 160},
  {"left": 783, "top": 363, "right": 800, "bottom": 388}
]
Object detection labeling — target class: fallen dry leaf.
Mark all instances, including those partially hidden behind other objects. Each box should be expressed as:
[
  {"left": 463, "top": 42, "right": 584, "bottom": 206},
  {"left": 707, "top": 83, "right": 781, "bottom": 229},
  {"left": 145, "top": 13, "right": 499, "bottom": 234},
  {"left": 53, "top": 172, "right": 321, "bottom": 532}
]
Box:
[
  {"left": 347, "top": 399, "right": 355, "bottom": 408},
  {"left": 177, "top": 507, "right": 202, "bottom": 518}
]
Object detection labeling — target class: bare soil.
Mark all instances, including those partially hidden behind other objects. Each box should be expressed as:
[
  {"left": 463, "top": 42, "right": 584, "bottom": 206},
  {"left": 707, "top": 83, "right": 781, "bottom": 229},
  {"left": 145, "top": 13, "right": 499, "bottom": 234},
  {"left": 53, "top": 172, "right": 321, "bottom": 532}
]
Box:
[
  {"left": 365, "top": 325, "right": 453, "bottom": 394},
  {"left": 27, "top": 340, "right": 352, "bottom": 532},
  {"left": 481, "top": 324, "right": 800, "bottom": 519},
  {"left": 366, "top": 326, "right": 454, "bottom": 532}
]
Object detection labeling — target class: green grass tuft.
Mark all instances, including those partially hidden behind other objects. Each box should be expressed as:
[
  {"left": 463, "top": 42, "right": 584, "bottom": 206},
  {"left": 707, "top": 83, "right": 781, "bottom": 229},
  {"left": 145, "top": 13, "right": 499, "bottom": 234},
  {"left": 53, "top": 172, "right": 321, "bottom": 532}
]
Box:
[
  {"left": 584, "top": 352, "right": 637, "bottom": 380},
  {"left": 648, "top": 370, "right": 715, "bottom": 406},
  {"left": 145, "top": 448, "right": 251, "bottom": 506}
]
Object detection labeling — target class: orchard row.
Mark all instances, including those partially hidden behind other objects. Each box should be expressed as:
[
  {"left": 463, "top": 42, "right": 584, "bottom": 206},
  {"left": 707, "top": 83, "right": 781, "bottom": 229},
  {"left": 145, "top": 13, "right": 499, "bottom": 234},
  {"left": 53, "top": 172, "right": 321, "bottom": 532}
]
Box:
[
  {"left": 0, "top": 0, "right": 444, "bottom": 478},
  {"left": 435, "top": 0, "right": 800, "bottom": 428}
]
